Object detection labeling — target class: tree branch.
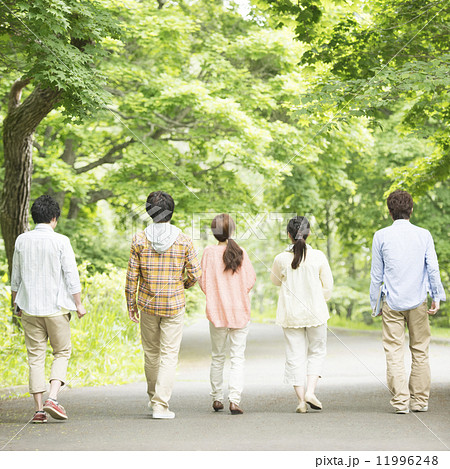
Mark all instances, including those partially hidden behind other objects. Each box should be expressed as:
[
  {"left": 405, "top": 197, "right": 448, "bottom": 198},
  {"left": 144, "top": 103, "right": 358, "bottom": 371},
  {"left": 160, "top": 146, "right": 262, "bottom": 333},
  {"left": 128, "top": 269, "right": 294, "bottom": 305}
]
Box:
[
  {"left": 75, "top": 138, "right": 135, "bottom": 174},
  {"left": 193, "top": 159, "right": 227, "bottom": 177},
  {"left": 87, "top": 189, "right": 115, "bottom": 204},
  {"left": 8, "top": 78, "right": 32, "bottom": 111}
]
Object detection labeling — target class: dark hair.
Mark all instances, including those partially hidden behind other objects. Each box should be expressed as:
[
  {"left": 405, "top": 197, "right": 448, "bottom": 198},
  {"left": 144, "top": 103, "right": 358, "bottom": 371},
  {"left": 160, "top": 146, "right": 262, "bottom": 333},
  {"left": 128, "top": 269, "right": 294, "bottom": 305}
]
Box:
[
  {"left": 387, "top": 189, "right": 413, "bottom": 220},
  {"left": 287, "top": 216, "right": 310, "bottom": 269},
  {"left": 31, "top": 195, "right": 61, "bottom": 224},
  {"left": 146, "top": 191, "right": 174, "bottom": 222},
  {"left": 211, "top": 214, "right": 243, "bottom": 274}
]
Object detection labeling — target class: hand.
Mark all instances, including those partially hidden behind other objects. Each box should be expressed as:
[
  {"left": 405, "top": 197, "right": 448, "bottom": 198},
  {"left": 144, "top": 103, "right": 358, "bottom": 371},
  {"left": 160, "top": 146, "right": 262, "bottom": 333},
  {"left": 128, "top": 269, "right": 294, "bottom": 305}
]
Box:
[
  {"left": 13, "top": 304, "right": 22, "bottom": 317},
  {"left": 129, "top": 308, "right": 140, "bottom": 323},
  {"left": 427, "top": 300, "right": 440, "bottom": 315},
  {"left": 76, "top": 304, "right": 87, "bottom": 319}
]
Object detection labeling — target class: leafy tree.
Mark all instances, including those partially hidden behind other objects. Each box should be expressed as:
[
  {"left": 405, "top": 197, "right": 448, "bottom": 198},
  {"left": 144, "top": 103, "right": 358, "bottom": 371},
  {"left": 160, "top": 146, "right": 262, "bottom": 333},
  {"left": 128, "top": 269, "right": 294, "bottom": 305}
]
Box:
[{"left": 0, "top": 0, "right": 119, "bottom": 274}]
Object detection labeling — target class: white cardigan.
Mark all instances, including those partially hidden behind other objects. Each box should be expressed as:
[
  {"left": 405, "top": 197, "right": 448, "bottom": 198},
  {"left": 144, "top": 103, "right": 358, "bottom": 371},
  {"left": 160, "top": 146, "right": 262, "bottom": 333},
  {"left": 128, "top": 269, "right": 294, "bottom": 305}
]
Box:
[{"left": 270, "top": 245, "right": 333, "bottom": 328}]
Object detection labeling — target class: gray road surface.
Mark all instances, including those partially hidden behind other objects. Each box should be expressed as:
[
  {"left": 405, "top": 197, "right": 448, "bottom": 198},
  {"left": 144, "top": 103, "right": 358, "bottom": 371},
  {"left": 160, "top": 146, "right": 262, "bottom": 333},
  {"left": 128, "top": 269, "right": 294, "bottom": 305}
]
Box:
[{"left": 1, "top": 320, "right": 449, "bottom": 451}]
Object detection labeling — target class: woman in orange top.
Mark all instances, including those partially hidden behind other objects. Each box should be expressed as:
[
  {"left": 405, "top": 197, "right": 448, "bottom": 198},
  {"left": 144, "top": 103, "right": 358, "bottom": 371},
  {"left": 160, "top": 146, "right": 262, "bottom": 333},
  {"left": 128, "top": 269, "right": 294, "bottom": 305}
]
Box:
[{"left": 199, "top": 214, "right": 256, "bottom": 414}]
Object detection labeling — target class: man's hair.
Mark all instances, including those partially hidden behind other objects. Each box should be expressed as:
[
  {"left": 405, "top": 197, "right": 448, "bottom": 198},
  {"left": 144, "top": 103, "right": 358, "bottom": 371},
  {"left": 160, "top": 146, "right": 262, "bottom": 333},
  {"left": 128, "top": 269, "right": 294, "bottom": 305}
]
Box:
[
  {"left": 31, "top": 195, "right": 61, "bottom": 224},
  {"left": 146, "top": 191, "right": 174, "bottom": 222},
  {"left": 387, "top": 189, "right": 413, "bottom": 220}
]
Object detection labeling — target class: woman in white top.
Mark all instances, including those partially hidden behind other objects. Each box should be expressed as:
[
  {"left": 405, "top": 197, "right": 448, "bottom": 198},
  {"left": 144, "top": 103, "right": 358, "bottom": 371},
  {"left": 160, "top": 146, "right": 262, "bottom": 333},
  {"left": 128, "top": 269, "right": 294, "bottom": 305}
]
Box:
[{"left": 271, "top": 216, "right": 333, "bottom": 413}]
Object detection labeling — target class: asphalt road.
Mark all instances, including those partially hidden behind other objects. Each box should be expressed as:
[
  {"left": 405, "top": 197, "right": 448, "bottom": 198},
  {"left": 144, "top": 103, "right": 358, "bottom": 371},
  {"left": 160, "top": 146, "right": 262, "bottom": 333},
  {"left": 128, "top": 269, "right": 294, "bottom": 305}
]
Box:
[{"left": 1, "top": 319, "right": 449, "bottom": 451}]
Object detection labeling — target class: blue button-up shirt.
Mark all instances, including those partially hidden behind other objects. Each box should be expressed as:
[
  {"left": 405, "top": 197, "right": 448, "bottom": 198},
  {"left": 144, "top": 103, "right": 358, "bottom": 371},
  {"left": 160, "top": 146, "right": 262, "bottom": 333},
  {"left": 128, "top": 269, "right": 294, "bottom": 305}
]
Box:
[{"left": 370, "top": 219, "right": 446, "bottom": 311}]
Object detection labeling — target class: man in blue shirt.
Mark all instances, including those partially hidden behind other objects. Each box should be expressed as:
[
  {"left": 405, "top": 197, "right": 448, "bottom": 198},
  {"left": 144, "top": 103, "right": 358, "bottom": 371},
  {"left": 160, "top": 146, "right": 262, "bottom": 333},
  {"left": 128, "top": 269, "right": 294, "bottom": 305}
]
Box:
[{"left": 370, "top": 190, "right": 446, "bottom": 414}]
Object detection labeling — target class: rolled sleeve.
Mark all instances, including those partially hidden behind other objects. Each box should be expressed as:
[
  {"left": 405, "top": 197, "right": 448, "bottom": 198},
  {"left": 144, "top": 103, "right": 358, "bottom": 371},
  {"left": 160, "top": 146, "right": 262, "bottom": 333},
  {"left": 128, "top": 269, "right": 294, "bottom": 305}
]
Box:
[
  {"left": 60, "top": 237, "right": 81, "bottom": 295},
  {"left": 370, "top": 232, "right": 384, "bottom": 309},
  {"left": 125, "top": 237, "right": 140, "bottom": 312},
  {"left": 425, "top": 233, "right": 446, "bottom": 302},
  {"left": 11, "top": 246, "right": 21, "bottom": 292},
  {"left": 184, "top": 239, "right": 202, "bottom": 289}
]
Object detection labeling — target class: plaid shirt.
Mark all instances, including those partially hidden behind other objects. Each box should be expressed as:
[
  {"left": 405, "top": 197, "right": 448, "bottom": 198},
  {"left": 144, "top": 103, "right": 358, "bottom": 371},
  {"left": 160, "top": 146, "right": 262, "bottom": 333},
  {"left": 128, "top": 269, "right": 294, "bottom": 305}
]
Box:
[{"left": 125, "top": 230, "right": 201, "bottom": 317}]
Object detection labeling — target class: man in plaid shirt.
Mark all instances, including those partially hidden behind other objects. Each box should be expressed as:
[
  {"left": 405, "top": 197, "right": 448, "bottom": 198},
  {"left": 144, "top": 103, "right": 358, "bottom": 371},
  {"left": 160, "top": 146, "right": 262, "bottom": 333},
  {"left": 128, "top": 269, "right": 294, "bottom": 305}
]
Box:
[{"left": 125, "top": 191, "right": 201, "bottom": 419}]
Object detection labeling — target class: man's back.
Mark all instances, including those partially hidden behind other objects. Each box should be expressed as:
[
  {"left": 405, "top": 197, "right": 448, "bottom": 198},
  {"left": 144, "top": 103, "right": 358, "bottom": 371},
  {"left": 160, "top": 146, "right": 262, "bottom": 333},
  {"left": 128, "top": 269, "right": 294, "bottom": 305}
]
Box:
[
  {"left": 370, "top": 219, "right": 445, "bottom": 312},
  {"left": 11, "top": 224, "right": 80, "bottom": 315},
  {"left": 125, "top": 229, "right": 201, "bottom": 317}
]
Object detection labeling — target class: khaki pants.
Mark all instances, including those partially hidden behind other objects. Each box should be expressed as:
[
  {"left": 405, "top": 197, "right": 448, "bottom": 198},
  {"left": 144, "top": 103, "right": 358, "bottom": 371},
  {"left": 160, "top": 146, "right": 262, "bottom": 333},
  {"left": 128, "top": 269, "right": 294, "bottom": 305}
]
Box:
[
  {"left": 382, "top": 301, "right": 431, "bottom": 411},
  {"left": 21, "top": 314, "right": 72, "bottom": 394},
  {"left": 140, "top": 310, "right": 184, "bottom": 411}
]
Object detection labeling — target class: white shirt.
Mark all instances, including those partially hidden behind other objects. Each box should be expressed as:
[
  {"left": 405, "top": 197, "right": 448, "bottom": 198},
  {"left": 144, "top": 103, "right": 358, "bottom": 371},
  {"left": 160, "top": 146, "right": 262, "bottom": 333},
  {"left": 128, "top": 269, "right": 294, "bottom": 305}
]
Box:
[
  {"left": 271, "top": 245, "right": 333, "bottom": 328},
  {"left": 11, "top": 224, "right": 81, "bottom": 316}
]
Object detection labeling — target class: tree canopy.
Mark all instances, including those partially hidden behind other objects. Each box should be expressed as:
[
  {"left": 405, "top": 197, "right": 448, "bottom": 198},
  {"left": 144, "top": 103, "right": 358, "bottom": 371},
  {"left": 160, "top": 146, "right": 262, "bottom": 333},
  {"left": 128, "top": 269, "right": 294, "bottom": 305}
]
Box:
[{"left": 0, "top": 0, "right": 448, "bottom": 324}]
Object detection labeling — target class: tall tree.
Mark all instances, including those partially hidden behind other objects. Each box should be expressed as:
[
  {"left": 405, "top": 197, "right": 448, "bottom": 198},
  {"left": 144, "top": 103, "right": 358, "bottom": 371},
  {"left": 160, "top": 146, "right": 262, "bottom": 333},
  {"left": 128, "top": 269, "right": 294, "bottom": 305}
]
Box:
[{"left": 0, "top": 0, "right": 119, "bottom": 274}]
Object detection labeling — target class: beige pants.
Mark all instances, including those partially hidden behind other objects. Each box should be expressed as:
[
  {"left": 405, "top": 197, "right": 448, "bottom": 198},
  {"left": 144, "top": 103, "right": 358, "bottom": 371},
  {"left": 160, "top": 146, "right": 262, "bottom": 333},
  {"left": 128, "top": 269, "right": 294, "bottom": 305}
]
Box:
[
  {"left": 382, "top": 301, "right": 431, "bottom": 411},
  {"left": 140, "top": 310, "right": 184, "bottom": 411},
  {"left": 21, "top": 314, "right": 72, "bottom": 394}
]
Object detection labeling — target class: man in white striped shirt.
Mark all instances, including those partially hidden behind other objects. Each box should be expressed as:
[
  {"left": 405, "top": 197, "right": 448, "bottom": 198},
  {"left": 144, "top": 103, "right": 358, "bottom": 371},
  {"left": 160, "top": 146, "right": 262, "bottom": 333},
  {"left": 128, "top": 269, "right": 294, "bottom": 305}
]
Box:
[{"left": 11, "top": 195, "right": 87, "bottom": 424}]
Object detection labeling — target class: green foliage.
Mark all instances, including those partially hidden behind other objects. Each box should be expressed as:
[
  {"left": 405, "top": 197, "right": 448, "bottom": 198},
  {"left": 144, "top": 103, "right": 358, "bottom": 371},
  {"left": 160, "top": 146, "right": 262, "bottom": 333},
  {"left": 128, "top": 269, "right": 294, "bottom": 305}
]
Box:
[
  {"left": 0, "top": 0, "right": 449, "bottom": 391},
  {"left": 0, "top": 263, "right": 206, "bottom": 389},
  {"left": 0, "top": 0, "right": 121, "bottom": 118}
]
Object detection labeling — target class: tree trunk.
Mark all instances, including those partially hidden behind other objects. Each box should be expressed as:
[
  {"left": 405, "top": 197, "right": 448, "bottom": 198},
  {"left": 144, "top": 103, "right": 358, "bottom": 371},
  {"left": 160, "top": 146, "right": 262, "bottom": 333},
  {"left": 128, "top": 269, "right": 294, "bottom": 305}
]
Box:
[{"left": 0, "top": 80, "right": 60, "bottom": 276}]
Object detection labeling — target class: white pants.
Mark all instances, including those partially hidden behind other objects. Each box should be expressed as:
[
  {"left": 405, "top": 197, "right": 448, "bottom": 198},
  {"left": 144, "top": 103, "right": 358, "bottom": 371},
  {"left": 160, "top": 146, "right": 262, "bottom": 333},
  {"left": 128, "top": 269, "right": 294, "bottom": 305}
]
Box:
[
  {"left": 209, "top": 321, "right": 249, "bottom": 405},
  {"left": 282, "top": 324, "right": 327, "bottom": 386}
]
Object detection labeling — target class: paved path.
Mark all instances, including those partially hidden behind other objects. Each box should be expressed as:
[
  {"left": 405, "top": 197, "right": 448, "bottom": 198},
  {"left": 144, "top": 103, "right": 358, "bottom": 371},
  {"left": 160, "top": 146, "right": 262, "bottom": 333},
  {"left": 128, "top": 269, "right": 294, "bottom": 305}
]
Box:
[{"left": 1, "top": 320, "right": 449, "bottom": 451}]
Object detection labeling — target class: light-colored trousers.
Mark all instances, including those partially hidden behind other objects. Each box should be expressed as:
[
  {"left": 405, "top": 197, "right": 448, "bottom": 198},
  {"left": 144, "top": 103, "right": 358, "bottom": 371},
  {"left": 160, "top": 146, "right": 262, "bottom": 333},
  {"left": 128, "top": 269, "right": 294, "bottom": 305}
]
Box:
[
  {"left": 21, "top": 313, "right": 72, "bottom": 394},
  {"left": 382, "top": 301, "right": 431, "bottom": 411},
  {"left": 140, "top": 310, "right": 184, "bottom": 411},
  {"left": 282, "top": 324, "right": 327, "bottom": 386},
  {"left": 209, "top": 321, "right": 249, "bottom": 405}
]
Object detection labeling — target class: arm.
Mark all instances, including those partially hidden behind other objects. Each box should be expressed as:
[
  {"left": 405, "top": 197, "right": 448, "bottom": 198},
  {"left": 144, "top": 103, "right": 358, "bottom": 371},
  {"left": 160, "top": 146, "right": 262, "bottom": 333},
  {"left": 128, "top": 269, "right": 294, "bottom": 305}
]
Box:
[
  {"left": 425, "top": 232, "right": 446, "bottom": 315},
  {"left": 370, "top": 232, "right": 384, "bottom": 311},
  {"left": 270, "top": 257, "right": 282, "bottom": 286},
  {"left": 184, "top": 239, "right": 202, "bottom": 289},
  {"left": 198, "top": 251, "right": 207, "bottom": 294},
  {"left": 319, "top": 254, "right": 333, "bottom": 302},
  {"left": 11, "top": 246, "right": 21, "bottom": 316},
  {"left": 72, "top": 293, "right": 87, "bottom": 319},
  {"left": 125, "top": 237, "right": 140, "bottom": 323},
  {"left": 243, "top": 251, "right": 256, "bottom": 292},
  {"left": 61, "top": 238, "right": 86, "bottom": 319}
]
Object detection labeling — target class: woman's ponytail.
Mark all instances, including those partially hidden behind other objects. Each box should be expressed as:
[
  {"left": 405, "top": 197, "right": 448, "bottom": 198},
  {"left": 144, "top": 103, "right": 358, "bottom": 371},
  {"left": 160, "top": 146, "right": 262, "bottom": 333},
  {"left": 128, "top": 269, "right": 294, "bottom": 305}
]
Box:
[
  {"left": 291, "top": 237, "right": 307, "bottom": 269},
  {"left": 223, "top": 238, "right": 244, "bottom": 273},
  {"left": 211, "top": 214, "right": 244, "bottom": 274},
  {"left": 287, "top": 216, "right": 310, "bottom": 270}
]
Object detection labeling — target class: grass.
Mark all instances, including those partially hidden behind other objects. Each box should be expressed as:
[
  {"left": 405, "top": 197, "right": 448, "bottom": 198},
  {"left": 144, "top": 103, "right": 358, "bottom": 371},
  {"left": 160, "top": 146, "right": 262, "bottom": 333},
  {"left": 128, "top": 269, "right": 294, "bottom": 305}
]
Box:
[
  {"left": 0, "top": 264, "right": 207, "bottom": 395},
  {"left": 1, "top": 267, "right": 448, "bottom": 396}
]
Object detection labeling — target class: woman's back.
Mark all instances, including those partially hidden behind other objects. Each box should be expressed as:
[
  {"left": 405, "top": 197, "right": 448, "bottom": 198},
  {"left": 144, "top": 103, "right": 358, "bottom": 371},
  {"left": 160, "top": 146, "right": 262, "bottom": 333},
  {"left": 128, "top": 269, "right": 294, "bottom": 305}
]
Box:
[
  {"left": 199, "top": 245, "right": 256, "bottom": 329},
  {"left": 271, "top": 245, "right": 333, "bottom": 328}
]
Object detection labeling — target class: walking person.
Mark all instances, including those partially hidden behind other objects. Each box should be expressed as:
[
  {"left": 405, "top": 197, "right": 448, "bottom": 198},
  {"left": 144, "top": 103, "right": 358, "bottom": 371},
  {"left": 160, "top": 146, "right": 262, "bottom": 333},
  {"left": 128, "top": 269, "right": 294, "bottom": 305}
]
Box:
[
  {"left": 199, "top": 214, "right": 256, "bottom": 415},
  {"left": 271, "top": 216, "right": 333, "bottom": 413},
  {"left": 11, "top": 195, "right": 87, "bottom": 423},
  {"left": 370, "top": 189, "right": 446, "bottom": 414},
  {"left": 125, "top": 191, "right": 201, "bottom": 419}
]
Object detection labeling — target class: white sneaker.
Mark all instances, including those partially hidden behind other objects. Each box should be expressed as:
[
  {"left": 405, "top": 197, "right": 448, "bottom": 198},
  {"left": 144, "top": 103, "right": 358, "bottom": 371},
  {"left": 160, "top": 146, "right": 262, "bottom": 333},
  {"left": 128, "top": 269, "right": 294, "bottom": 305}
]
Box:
[
  {"left": 152, "top": 409, "right": 175, "bottom": 419},
  {"left": 395, "top": 408, "right": 409, "bottom": 414},
  {"left": 412, "top": 405, "right": 428, "bottom": 412},
  {"left": 148, "top": 402, "right": 152, "bottom": 415}
]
